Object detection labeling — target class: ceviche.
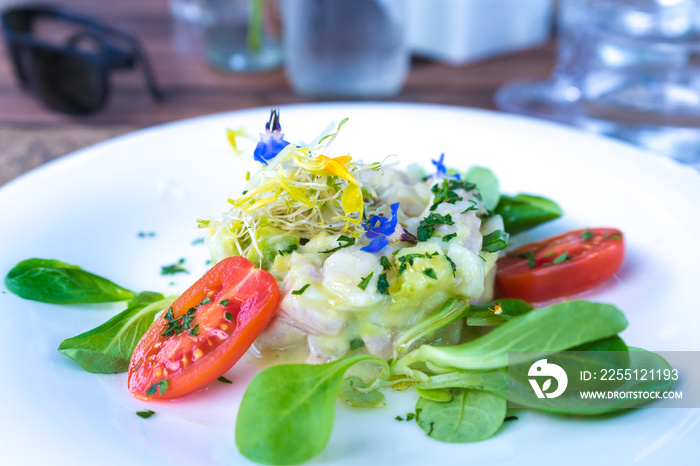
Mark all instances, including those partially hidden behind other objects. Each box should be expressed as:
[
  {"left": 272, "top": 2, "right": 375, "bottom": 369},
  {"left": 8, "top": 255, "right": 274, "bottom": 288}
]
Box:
[{"left": 5, "top": 110, "right": 672, "bottom": 465}]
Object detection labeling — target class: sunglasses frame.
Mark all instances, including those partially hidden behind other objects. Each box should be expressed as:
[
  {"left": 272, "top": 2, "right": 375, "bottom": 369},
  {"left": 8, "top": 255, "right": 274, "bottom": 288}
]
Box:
[{"left": 1, "top": 3, "right": 164, "bottom": 114}]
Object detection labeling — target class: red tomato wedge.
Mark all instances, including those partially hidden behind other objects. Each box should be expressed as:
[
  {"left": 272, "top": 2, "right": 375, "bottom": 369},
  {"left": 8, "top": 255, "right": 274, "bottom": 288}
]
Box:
[
  {"left": 496, "top": 228, "right": 625, "bottom": 304},
  {"left": 128, "top": 256, "right": 279, "bottom": 400}
]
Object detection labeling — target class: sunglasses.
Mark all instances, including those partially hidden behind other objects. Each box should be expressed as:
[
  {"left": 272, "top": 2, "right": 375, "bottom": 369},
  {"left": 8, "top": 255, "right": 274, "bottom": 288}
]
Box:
[{"left": 1, "top": 4, "right": 164, "bottom": 115}]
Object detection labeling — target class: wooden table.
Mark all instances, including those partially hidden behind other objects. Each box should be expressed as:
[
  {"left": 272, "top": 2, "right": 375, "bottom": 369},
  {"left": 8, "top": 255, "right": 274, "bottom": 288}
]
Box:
[{"left": 0, "top": 0, "right": 555, "bottom": 186}]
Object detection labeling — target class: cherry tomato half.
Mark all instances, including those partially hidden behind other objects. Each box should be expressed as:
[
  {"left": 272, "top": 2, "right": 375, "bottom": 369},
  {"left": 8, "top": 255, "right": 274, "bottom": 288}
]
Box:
[
  {"left": 496, "top": 228, "right": 625, "bottom": 303},
  {"left": 128, "top": 256, "right": 279, "bottom": 400}
]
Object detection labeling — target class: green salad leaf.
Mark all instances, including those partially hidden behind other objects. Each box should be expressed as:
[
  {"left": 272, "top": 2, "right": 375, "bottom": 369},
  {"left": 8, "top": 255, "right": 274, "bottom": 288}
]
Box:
[
  {"left": 5, "top": 258, "right": 134, "bottom": 303},
  {"left": 58, "top": 292, "right": 174, "bottom": 373},
  {"left": 416, "top": 388, "right": 506, "bottom": 443},
  {"left": 494, "top": 194, "right": 563, "bottom": 235},
  {"left": 464, "top": 166, "right": 500, "bottom": 212},
  {"left": 236, "top": 354, "right": 388, "bottom": 465},
  {"left": 394, "top": 301, "right": 628, "bottom": 373}
]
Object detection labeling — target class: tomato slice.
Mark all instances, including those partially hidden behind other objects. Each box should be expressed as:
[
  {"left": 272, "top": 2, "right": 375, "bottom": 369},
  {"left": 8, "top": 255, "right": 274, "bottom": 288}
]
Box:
[
  {"left": 496, "top": 228, "right": 625, "bottom": 303},
  {"left": 128, "top": 256, "right": 279, "bottom": 400}
]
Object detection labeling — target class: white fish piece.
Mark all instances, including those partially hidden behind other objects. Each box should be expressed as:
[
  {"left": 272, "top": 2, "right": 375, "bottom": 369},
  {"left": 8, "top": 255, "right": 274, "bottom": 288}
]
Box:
[
  {"left": 275, "top": 253, "right": 345, "bottom": 336},
  {"left": 320, "top": 247, "right": 386, "bottom": 311},
  {"left": 447, "top": 242, "right": 487, "bottom": 300},
  {"left": 307, "top": 334, "right": 350, "bottom": 364}
]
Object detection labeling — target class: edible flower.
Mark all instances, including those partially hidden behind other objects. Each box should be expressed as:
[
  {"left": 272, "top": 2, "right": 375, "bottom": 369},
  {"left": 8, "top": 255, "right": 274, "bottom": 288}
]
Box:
[
  {"left": 254, "top": 109, "right": 291, "bottom": 164},
  {"left": 361, "top": 203, "right": 399, "bottom": 253},
  {"left": 296, "top": 154, "right": 364, "bottom": 226},
  {"left": 226, "top": 127, "right": 249, "bottom": 154},
  {"left": 431, "top": 153, "right": 460, "bottom": 179}
]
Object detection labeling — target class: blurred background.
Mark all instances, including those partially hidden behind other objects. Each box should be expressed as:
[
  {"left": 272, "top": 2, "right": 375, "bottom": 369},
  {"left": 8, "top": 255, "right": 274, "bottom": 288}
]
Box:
[{"left": 2, "top": 0, "right": 699, "bottom": 186}]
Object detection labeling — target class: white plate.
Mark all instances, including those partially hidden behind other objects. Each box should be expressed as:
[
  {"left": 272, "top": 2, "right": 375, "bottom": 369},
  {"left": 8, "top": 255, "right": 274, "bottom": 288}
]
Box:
[{"left": 1, "top": 103, "right": 699, "bottom": 466}]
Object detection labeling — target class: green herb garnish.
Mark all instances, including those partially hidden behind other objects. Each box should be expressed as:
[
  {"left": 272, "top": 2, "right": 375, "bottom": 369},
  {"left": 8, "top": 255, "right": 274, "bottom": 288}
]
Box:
[
  {"left": 146, "top": 379, "right": 169, "bottom": 396},
  {"left": 136, "top": 410, "right": 155, "bottom": 419},
  {"left": 551, "top": 251, "right": 569, "bottom": 264},
  {"left": 161, "top": 258, "right": 188, "bottom": 275},
  {"left": 380, "top": 256, "right": 392, "bottom": 270},
  {"left": 417, "top": 213, "right": 454, "bottom": 241},
  {"left": 580, "top": 230, "right": 594, "bottom": 241},
  {"left": 320, "top": 235, "right": 356, "bottom": 254},
  {"left": 377, "top": 273, "right": 390, "bottom": 295},
  {"left": 292, "top": 284, "right": 310, "bottom": 295},
  {"left": 218, "top": 376, "right": 233, "bottom": 384},
  {"left": 442, "top": 233, "right": 457, "bottom": 242},
  {"left": 423, "top": 268, "right": 437, "bottom": 280},
  {"left": 349, "top": 338, "right": 364, "bottom": 351},
  {"left": 358, "top": 273, "right": 374, "bottom": 291},
  {"left": 481, "top": 230, "right": 508, "bottom": 253}
]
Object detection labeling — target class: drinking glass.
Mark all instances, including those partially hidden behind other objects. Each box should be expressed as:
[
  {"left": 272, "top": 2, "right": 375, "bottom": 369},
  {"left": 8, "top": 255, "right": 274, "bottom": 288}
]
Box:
[
  {"left": 578, "top": 0, "right": 700, "bottom": 168},
  {"left": 495, "top": 0, "right": 586, "bottom": 124},
  {"left": 280, "top": 0, "right": 410, "bottom": 98},
  {"left": 202, "top": 0, "right": 283, "bottom": 72}
]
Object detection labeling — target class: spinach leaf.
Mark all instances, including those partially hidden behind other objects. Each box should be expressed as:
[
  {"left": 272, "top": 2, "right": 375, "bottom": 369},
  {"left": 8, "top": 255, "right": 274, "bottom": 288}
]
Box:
[
  {"left": 394, "top": 301, "right": 628, "bottom": 373},
  {"left": 5, "top": 258, "right": 134, "bottom": 303},
  {"left": 58, "top": 292, "right": 174, "bottom": 373},
  {"left": 416, "top": 388, "right": 506, "bottom": 442},
  {"left": 236, "top": 354, "right": 388, "bottom": 465},
  {"left": 339, "top": 376, "right": 385, "bottom": 408},
  {"left": 494, "top": 194, "right": 563, "bottom": 235},
  {"left": 393, "top": 298, "right": 469, "bottom": 357},
  {"left": 464, "top": 166, "right": 500, "bottom": 212},
  {"left": 463, "top": 298, "right": 534, "bottom": 326},
  {"left": 416, "top": 369, "right": 508, "bottom": 399}
]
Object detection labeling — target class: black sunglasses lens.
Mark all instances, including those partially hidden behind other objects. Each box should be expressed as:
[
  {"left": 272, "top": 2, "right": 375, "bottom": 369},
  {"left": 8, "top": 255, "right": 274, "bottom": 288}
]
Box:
[{"left": 18, "top": 45, "right": 107, "bottom": 114}]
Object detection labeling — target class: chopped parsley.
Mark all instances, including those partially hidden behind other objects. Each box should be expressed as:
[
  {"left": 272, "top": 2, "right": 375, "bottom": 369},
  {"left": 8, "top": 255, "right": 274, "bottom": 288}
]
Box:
[
  {"left": 504, "top": 415, "right": 519, "bottom": 422},
  {"left": 395, "top": 412, "right": 417, "bottom": 422},
  {"left": 417, "top": 213, "right": 454, "bottom": 241},
  {"left": 279, "top": 244, "right": 298, "bottom": 255},
  {"left": 552, "top": 251, "right": 570, "bottom": 264},
  {"left": 461, "top": 199, "right": 478, "bottom": 213},
  {"left": 397, "top": 252, "right": 440, "bottom": 276},
  {"left": 519, "top": 252, "right": 537, "bottom": 268},
  {"left": 225, "top": 311, "right": 233, "bottom": 321},
  {"left": 580, "top": 230, "right": 594, "bottom": 242},
  {"left": 358, "top": 273, "right": 374, "bottom": 291},
  {"left": 430, "top": 179, "right": 476, "bottom": 211},
  {"left": 481, "top": 230, "right": 508, "bottom": 253},
  {"left": 423, "top": 268, "right": 437, "bottom": 279},
  {"left": 198, "top": 296, "right": 212, "bottom": 306},
  {"left": 320, "top": 235, "right": 356, "bottom": 254},
  {"left": 189, "top": 324, "right": 199, "bottom": 336},
  {"left": 191, "top": 237, "right": 205, "bottom": 245},
  {"left": 146, "top": 379, "right": 169, "bottom": 396},
  {"left": 136, "top": 410, "right": 155, "bottom": 419},
  {"left": 161, "top": 258, "right": 188, "bottom": 275},
  {"left": 161, "top": 307, "right": 196, "bottom": 337},
  {"left": 137, "top": 231, "right": 156, "bottom": 238},
  {"left": 220, "top": 299, "right": 230, "bottom": 307},
  {"left": 292, "top": 284, "right": 310, "bottom": 295},
  {"left": 380, "top": 256, "right": 392, "bottom": 270},
  {"left": 444, "top": 254, "right": 457, "bottom": 277},
  {"left": 349, "top": 338, "right": 365, "bottom": 351},
  {"left": 377, "top": 273, "right": 390, "bottom": 295},
  {"left": 442, "top": 232, "right": 457, "bottom": 242},
  {"left": 217, "top": 376, "right": 233, "bottom": 384}
]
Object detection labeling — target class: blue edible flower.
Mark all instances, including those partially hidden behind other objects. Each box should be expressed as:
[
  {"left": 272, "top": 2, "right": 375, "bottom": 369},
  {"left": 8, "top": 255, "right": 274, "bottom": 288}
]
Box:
[
  {"left": 431, "top": 153, "right": 460, "bottom": 179},
  {"left": 254, "top": 109, "right": 291, "bottom": 164},
  {"left": 361, "top": 203, "right": 400, "bottom": 253}
]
